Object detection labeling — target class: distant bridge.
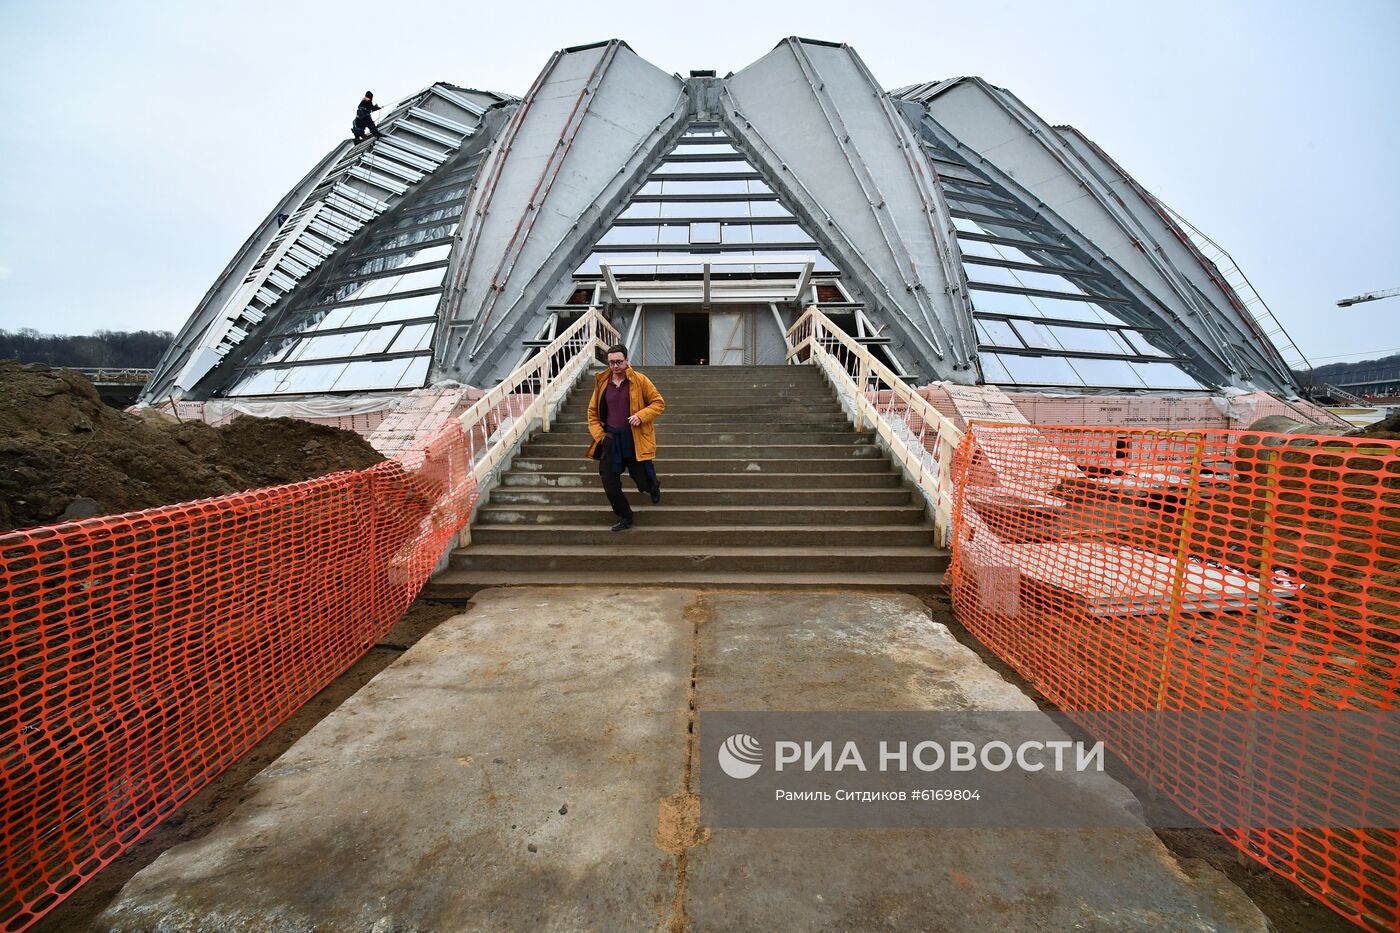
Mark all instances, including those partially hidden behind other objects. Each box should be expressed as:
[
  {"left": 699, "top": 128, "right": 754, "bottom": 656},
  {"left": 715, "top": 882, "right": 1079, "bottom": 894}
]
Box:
[
  {"left": 72, "top": 367, "right": 155, "bottom": 386},
  {"left": 71, "top": 368, "right": 155, "bottom": 407}
]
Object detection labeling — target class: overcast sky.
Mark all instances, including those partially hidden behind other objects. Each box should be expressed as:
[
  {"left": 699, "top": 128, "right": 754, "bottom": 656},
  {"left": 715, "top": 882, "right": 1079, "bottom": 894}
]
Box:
[{"left": 1, "top": 0, "right": 1396, "bottom": 364}]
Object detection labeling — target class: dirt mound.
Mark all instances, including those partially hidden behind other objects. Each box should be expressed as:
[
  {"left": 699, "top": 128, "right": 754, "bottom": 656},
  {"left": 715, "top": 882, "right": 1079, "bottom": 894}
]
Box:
[
  {"left": 0, "top": 360, "right": 385, "bottom": 533},
  {"left": 1349, "top": 410, "right": 1400, "bottom": 441}
]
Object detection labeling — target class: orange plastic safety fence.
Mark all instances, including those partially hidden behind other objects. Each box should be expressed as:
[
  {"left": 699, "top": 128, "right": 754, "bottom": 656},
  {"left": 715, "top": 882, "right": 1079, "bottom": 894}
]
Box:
[
  {"left": 948, "top": 422, "right": 1400, "bottom": 930},
  {"left": 0, "top": 420, "right": 476, "bottom": 931}
]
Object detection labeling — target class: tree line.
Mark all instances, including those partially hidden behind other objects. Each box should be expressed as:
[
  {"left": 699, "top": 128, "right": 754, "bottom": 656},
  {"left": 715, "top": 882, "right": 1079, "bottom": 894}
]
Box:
[
  {"left": 1309, "top": 352, "right": 1400, "bottom": 380},
  {"left": 0, "top": 328, "right": 173, "bottom": 369}
]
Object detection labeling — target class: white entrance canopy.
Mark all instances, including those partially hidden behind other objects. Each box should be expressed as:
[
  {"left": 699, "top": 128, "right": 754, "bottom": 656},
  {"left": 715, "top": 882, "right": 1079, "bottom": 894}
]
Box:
[{"left": 599, "top": 255, "right": 815, "bottom": 306}]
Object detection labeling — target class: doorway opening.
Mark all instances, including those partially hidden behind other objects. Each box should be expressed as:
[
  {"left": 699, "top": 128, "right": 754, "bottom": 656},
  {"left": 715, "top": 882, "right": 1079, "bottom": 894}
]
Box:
[{"left": 674, "top": 313, "right": 710, "bottom": 365}]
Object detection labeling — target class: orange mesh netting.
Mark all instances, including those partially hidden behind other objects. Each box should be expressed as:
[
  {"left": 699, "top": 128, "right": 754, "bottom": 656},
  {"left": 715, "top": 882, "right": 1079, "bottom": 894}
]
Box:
[
  {"left": 948, "top": 422, "right": 1400, "bottom": 929},
  {"left": 0, "top": 420, "right": 475, "bottom": 931}
]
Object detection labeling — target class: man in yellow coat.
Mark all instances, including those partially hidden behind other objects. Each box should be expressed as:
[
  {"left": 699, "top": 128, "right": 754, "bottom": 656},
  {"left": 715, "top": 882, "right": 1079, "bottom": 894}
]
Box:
[{"left": 587, "top": 343, "right": 665, "bottom": 531}]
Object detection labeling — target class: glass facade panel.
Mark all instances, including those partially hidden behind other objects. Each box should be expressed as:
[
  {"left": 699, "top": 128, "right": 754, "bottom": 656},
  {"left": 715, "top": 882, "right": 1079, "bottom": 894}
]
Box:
[
  {"left": 598, "top": 226, "right": 659, "bottom": 245},
  {"left": 1130, "top": 361, "right": 1204, "bottom": 389},
  {"left": 928, "top": 130, "right": 1222, "bottom": 392},
  {"left": 657, "top": 200, "right": 763, "bottom": 218},
  {"left": 961, "top": 243, "right": 1041, "bottom": 266},
  {"left": 1045, "top": 325, "right": 1133, "bottom": 355},
  {"left": 388, "top": 322, "right": 434, "bottom": 353},
  {"left": 991, "top": 353, "right": 1084, "bottom": 386},
  {"left": 397, "top": 355, "right": 430, "bottom": 388},
  {"left": 365, "top": 222, "right": 458, "bottom": 256},
  {"left": 720, "top": 224, "right": 753, "bottom": 244},
  {"left": 1010, "top": 320, "right": 1059, "bottom": 351},
  {"left": 290, "top": 330, "right": 372, "bottom": 361},
  {"left": 689, "top": 222, "right": 722, "bottom": 244},
  {"left": 351, "top": 324, "right": 402, "bottom": 355},
  {"left": 974, "top": 318, "right": 1021, "bottom": 347},
  {"left": 671, "top": 142, "right": 739, "bottom": 155},
  {"left": 1068, "top": 357, "right": 1148, "bottom": 388},
  {"left": 748, "top": 200, "right": 789, "bottom": 218},
  {"left": 657, "top": 178, "right": 752, "bottom": 195},
  {"left": 977, "top": 352, "right": 1014, "bottom": 384},
  {"left": 330, "top": 357, "right": 415, "bottom": 391},
  {"left": 750, "top": 223, "right": 814, "bottom": 243},
  {"left": 417, "top": 184, "right": 471, "bottom": 207},
  {"left": 969, "top": 289, "right": 1110, "bottom": 323},
  {"left": 955, "top": 236, "right": 1000, "bottom": 259},
  {"left": 579, "top": 124, "right": 833, "bottom": 277},
  {"left": 1121, "top": 329, "right": 1172, "bottom": 357},
  {"left": 342, "top": 242, "right": 452, "bottom": 280},
  {"left": 279, "top": 362, "right": 350, "bottom": 393},
  {"left": 654, "top": 160, "right": 752, "bottom": 175},
  {"left": 966, "top": 265, "right": 1087, "bottom": 295},
  {"left": 227, "top": 367, "right": 283, "bottom": 396},
  {"left": 337, "top": 266, "right": 446, "bottom": 303}
]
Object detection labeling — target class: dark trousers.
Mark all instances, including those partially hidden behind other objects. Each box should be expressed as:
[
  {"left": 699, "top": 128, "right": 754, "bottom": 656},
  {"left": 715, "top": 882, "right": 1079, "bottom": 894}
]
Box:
[
  {"left": 353, "top": 116, "right": 383, "bottom": 140},
  {"left": 599, "top": 429, "right": 658, "bottom": 519}
]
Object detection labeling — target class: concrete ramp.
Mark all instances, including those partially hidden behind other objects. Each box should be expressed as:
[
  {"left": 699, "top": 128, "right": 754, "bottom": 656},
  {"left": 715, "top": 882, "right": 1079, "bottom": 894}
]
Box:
[{"left": 98, "top": 588, "right": 1265, "bottom": 932}]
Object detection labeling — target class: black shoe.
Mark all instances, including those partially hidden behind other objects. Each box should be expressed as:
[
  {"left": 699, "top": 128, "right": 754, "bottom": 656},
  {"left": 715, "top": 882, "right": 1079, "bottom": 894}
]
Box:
[
  {"left": 649, "top": 484, "right": 661, "bottom": 505},
  {"left": 611, "top": 517, "right": 632, "bottom": 532}
]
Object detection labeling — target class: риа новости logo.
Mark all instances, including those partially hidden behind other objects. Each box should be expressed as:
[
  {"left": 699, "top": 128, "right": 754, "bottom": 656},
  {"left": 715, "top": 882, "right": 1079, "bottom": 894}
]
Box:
[{"left": 718, "top": 733, "right": 763, "bottom": 779}]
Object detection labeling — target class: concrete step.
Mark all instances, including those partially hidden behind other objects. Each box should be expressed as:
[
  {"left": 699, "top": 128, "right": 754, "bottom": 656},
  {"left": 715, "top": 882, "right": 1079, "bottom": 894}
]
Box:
[
  {"left": 560, "top": 389, "right": 833, "bottom": 402},
  {"left": 561, "top": 392, "right": 835, "bottom": 404},
  {"left": 508, "top": 457, "right": 894, "bottom": 474},
  {"left": 449, "top": 544, "right": 946, "bottom": 574},
  {"left": 554, "top": 400, "right": 840, "bottom": 414},
  {"left": 518, "top": 443, "right": 885, "bottom": 460},
  {"left": 566, "top": 382, "right": 831, "bottom": 396},
  {"left": 543, "top": 430, "right": 876, "bottom": 445},
  {"left": 620, "top": 365, "right": 818, "bottom": 372},
  {"left": 467, "top": 523, "right": 936, "bottom": 546},
  {"left": 425, "top": 569, "right": 945, "bottom": 594},
  {"left": 488, "top": 487, "right": 914, "bottom": 507},
  {"left": 500, "top": 471, "right": 907, "bottom": 489},
  {"left": 475, "top": 503, "right": 928, "bottom": 526},
  {"left": 602, "top": 367, "right": 817, "bottom": 375},
  {"left": 549, "top": 413, "right": 853, "bottom": 426}
]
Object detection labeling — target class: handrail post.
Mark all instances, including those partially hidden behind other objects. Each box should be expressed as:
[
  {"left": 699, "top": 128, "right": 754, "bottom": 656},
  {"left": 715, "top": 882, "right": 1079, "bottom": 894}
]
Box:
[
  {"left": 854, "top": 351, "right": 871, "bottom": 432},
  {"left": 538, "top": 357, "right": 550, "bottom": 433}
]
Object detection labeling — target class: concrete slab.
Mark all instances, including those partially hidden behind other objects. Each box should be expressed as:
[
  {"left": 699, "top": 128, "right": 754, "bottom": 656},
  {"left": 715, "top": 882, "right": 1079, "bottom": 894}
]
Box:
[
  {"left": 98, "top": 588, "right": 1266, "bottom": 932},
  {"left": 97, "top": 588, "right": 693, "bottom": 932},
  {"left": 686, "top": 590, "right": 1267, "bottom": 932}
]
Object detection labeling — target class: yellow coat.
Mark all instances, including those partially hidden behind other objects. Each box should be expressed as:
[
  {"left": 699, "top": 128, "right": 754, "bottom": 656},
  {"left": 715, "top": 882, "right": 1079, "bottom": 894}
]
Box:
[{"left": 586, "top": 367, "right": 665, "bottom": 461}]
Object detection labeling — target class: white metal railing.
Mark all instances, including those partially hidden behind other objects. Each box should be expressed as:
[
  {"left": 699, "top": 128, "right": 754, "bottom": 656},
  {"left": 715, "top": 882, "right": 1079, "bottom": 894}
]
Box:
[
  {"left": 786, "top": 306, "right": 964, "bottom": 544},
  {"left": 453, "top": 307, "right": 620, "bottom": 546}
]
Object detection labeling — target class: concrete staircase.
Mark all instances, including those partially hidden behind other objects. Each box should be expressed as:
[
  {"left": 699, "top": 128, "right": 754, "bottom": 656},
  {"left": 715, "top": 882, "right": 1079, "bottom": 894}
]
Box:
[{"left": 428, "top": 365, "right": 948, "bottom": 592}]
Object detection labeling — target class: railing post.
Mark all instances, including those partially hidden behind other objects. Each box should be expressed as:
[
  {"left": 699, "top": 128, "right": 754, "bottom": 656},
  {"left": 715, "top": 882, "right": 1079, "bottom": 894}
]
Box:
[
  {"left": 538, "top": 358, "right": 550, "bottom": 433},
  {"left": 854, "top": 351, "right": 871, "bottom": 432}
]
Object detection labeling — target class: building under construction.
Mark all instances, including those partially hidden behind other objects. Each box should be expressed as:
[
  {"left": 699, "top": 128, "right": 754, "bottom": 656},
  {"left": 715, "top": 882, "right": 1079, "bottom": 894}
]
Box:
[
  {"left": 6, "top": 37, "right": 1394, "bottom": 933},
  {"left": 142, "top": 38, "right": 1339, "bottom": 435}
]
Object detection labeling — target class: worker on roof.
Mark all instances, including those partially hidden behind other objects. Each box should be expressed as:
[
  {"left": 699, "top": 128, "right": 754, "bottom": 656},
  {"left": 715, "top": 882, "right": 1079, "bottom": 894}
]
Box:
[{"left": 352, "top": 91, "right": 383, "bottom": 144}]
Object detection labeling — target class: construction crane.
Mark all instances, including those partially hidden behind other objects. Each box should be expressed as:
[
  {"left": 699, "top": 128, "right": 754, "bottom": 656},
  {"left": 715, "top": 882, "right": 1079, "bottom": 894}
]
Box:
[{"left": 1337, "top": 287, "right": 1400, "bottom": 308}]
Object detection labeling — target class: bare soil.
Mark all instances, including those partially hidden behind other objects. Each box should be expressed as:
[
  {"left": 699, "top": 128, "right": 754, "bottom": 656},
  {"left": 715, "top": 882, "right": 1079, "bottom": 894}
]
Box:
[
  {"left": 0, "top": 360, "right": 385, "bottom": 532},
  {"left": 28, "top": 594, "right": 469, "bottom": 933}
]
